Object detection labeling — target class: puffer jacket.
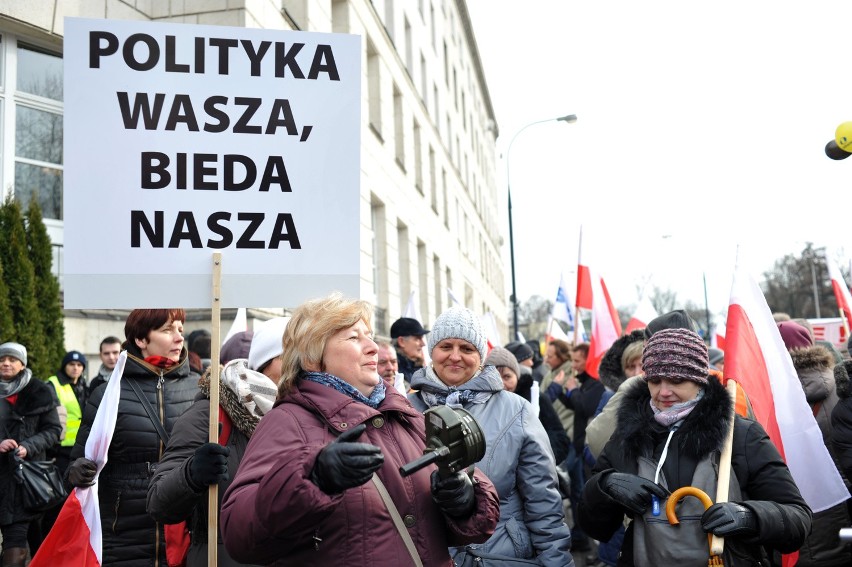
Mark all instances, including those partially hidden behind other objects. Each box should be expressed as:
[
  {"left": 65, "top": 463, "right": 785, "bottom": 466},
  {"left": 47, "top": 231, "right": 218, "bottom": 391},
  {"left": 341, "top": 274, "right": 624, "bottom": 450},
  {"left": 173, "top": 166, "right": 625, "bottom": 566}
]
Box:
[
  {"left": 147, "top": 362, "right": 266, "bottom": 567},
  {"left": 789, "top": 346, "right": 852, "bottom": 566},
  {"left": 221, "top": 378, "right": 500, "bottom": 566},
  {"left": 833, "top": 359, "right": 852, "bottom": 486},
  {"left": 0, "top": 372, "right": 62, "bottom": 525},
  {"left": 579, "top": 376, "right": 812, "bottom": 567},
  {"left": 71, "top": 350, "right": 199, "bottom": 567},
  {"left": 541, "top": 359, "right": 574, "bottom": 440},
  {"left": 410, "top": 366, "right": 573, "bottom": 567}
]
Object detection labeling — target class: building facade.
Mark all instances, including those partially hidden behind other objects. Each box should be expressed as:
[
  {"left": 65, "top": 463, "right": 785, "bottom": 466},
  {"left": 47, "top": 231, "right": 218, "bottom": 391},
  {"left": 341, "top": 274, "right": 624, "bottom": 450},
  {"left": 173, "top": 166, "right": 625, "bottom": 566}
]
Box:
[{"left": 0, "top": 0, "right": 506, "bottom": 361}]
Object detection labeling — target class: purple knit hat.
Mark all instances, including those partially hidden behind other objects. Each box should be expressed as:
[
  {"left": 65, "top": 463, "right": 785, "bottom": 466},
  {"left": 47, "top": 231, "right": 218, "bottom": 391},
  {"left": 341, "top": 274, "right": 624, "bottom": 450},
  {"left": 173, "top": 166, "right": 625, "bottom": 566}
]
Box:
[{"left": 642, "top": 328, "right": 709, "bottom": 385}]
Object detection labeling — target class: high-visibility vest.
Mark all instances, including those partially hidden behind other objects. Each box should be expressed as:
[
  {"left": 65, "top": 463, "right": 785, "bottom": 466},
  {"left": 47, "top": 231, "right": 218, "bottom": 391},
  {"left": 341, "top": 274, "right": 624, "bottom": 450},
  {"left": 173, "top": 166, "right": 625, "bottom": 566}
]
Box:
[{"left": 47, "top": 376, "right": 82, "bottom": 447}]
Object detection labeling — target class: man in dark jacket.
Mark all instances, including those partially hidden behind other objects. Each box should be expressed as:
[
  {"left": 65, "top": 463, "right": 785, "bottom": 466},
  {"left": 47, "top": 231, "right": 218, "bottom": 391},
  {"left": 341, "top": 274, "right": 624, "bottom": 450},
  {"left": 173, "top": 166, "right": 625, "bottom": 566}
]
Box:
[{"left": 390, "top": 317, "right": 429, "bottom": 382}]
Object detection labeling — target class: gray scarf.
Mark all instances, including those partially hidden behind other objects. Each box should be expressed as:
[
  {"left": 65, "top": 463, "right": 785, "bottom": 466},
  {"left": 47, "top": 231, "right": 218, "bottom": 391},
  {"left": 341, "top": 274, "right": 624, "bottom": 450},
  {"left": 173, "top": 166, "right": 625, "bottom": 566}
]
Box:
[
  {"left": 0, "top": 368, "right": 32, "bottom": 399},
  {"left": 412, "top": 365, "right": 502, "bottom": 409}
]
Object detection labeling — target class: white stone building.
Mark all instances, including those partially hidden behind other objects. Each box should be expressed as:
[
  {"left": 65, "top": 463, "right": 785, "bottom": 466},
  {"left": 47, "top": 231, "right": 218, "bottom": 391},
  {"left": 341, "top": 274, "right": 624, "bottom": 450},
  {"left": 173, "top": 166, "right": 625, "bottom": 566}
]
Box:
[{"left": 0, "top": 0, "right": 506, "bottom": 365}]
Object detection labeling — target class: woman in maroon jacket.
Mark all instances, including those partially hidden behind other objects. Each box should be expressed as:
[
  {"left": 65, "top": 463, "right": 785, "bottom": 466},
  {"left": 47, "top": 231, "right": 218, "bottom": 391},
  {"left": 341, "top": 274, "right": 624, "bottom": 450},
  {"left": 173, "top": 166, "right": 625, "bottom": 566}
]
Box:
[{"left": 221, "top": 294, "right": 499, "bottom": 566}]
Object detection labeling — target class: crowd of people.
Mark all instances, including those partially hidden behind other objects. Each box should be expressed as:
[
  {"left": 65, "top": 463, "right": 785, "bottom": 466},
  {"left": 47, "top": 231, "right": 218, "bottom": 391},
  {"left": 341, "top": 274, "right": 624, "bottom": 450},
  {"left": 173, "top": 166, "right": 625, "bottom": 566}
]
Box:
[{"left": 1, "top": 299, "right": 850, "bottom": 566}]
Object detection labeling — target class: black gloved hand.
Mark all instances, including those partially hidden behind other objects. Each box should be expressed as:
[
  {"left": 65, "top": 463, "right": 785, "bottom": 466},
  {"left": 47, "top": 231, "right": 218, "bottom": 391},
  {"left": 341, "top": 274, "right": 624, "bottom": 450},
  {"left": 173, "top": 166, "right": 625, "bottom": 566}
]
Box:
[
  {"left": 311, "top": 424, "right": 384, "bottom": 494},
  {"left": 701, "top": 502, "right": 758, "bottom": 538},
  {"left": 431, "top": 470, "right": 476, "bottom": 518},
  {"left": 188, "top": 442, "right": 230, "bottom": 490},
  {"left": 599, "top": 471, "right": 669, "bottom": 515},
  {"left": 68, "top": 457, "right": 97, "bottom": 487}
]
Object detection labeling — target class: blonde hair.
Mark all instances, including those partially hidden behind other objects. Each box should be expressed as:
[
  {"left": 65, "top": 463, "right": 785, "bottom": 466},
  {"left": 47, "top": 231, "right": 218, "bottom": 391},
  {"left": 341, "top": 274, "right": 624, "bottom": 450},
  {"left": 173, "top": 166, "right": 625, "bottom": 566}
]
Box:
[
  {"left": 621, "top": 341, "right": 644, "bottom": 374},
  {"left": 278, "top": 293, "right": 373, "bottom": 399}
]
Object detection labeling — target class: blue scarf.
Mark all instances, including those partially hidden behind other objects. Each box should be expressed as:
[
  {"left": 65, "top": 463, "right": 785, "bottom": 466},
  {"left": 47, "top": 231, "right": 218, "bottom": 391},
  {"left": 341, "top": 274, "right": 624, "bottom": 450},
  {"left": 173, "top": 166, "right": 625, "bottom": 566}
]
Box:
[{"left": 302, "top": 371, "right": 386, "bottom": 409}]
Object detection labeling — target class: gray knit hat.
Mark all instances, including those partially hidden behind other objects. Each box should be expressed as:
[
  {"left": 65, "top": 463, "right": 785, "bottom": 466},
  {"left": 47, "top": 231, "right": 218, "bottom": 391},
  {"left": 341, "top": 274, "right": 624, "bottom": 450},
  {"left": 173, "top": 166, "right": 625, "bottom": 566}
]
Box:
[
  {"left": 427, "top": 307, "right": 488, "bottom": 361},
  {"left": 484, "top": 347, "right": 520, "bottom": 377},
  {"left": 0, "top": 342, "right": 27, "bottom": 366},
  {"left": 642, "top": 328, "right": 708, "bottom": 385}
]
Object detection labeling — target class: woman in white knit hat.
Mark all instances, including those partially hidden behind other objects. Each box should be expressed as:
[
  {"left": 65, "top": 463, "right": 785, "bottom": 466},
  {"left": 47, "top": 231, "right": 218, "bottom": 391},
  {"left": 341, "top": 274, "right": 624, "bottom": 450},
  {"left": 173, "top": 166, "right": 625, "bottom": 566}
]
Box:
[{"left": 409, "top": 307, "right": 573, "bottom": 566}]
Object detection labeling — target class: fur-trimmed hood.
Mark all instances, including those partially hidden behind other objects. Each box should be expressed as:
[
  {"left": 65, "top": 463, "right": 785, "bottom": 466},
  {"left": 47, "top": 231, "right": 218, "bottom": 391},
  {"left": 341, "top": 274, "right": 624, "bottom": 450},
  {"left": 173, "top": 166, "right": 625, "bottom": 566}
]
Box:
[
  {"left": 614, "top": 374, "right": 731, "bottom": 463},
  {"left": 598, "top": 329, "right": 645, "bottom": 392},
  {"left": 835, "top": 360, "right": 852, "bottom": 399},
  {"left": 790, "top": 345, "right": 836, "bottom": 405},
  {"left": 789, "top": 344, "right": 834, "bottom": 373}
]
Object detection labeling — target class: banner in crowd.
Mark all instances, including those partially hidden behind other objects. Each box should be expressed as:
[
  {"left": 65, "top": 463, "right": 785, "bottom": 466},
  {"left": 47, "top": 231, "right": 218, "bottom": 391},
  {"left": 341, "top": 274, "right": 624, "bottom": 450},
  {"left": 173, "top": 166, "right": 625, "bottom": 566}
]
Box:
[{"left": 63, "top": 19, "right": 361, "bottom": 308}]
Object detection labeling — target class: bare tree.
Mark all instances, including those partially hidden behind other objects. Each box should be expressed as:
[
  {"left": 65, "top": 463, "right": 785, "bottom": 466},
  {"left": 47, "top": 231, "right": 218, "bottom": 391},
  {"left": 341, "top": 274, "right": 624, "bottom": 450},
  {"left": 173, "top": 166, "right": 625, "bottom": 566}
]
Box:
[{"left": 762, "top": 243, "right": 838, "bottom": 319}]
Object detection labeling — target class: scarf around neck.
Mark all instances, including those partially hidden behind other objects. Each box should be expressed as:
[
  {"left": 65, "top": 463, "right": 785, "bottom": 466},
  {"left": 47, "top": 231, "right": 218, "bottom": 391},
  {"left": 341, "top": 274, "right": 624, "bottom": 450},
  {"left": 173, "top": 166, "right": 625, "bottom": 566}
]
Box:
[
  {"left": 0, "top": 368, "right": 32, "bottom": 399},
  {"left": 302, "top": 371, "right": 386, "bottom": 409},
  {"left": 651, "top": 388, "right": 705, "bottom": 427},
  {"left": 415, "top": 365, "right": 499, "bottom": 409}
]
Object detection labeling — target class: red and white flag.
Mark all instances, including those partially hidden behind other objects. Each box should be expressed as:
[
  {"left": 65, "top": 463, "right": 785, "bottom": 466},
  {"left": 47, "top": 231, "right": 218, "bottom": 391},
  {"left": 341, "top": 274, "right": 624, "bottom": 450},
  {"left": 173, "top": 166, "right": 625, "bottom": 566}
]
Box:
[
  {"left": 31, "top": 352, "right": 128, "bottom": 567},
  {"left": 625, "top": 294, "right": 658, "bottom": 334},
  {"left": 826, "top": 256, "right": 852, "bottom": 332},
  {"left": 581, "top": 268, "right": 622, "bottom": 378},
  {"left": 711, "top": 328, "right": 726, "bottom": 350},
  {"left": 480, "top": 311, "right": 502, "bottom": 351},
  {"left": 403, "top": 289, "right": 422, "bottom": 321},
  {"left": 726, "top": 267, "right": 849, "bottom": 515}
]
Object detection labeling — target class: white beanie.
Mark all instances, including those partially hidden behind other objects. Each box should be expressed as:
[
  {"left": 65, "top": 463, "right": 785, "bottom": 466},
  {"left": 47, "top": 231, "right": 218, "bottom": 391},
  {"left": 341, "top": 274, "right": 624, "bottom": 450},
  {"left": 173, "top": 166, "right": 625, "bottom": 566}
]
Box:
[
  {"left": 427, "top": 307, "right": 488, "bottom": 361},
  {"left": 248, "top": 317, "right": 290, "bottom": 371}
]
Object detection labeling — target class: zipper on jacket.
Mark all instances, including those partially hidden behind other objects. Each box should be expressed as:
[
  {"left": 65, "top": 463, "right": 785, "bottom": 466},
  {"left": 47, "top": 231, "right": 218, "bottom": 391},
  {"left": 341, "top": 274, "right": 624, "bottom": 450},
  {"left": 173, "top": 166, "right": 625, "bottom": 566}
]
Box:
[
  {"left": 112, "top": 490, "right": 121, "bottom": 533},
  {"left": 157, "top": 370, "right": 164, "bottom": 390},
  {"left": 155, "top": 521, "right": 160, "bottom": 567},
  {"left": 312, "top": 529, "right": 322, "bottom": 551},
  {"left": 157, "top": 376, "right": 166, "bottom": 457}
]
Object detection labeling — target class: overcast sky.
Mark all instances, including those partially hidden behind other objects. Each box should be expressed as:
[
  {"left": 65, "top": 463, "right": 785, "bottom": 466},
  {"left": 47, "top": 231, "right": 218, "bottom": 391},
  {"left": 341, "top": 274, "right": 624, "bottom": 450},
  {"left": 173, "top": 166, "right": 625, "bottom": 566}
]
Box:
[{"left": 466, "top": 0, "right": 852, "bottom": 321}]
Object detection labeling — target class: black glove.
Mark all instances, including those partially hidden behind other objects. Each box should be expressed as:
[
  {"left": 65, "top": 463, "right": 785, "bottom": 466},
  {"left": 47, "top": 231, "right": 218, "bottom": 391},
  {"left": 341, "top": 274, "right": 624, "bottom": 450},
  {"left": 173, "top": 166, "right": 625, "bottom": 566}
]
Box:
[
  {"left": 599, "top": 471, "right": 669, "bottom": 515},
  {"left": 311, "top": 424, "right": 384, "bottom": 494},
  {"left": 188, "top": 442, "right": 230, "bottom": 490},
  {"left": 431, "top": 470, "right": 476, "bottom": 518},
  {"left": 702, "top": 502, "right": 758, "bottom": 538},
  {"left": 68, "top": 457, "right": 97, "bottom": 487}
]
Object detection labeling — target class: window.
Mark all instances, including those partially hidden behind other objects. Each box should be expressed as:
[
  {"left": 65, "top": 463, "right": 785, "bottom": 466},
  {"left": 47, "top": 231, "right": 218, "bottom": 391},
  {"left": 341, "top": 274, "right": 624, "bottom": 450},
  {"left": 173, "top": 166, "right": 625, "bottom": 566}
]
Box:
[
  {"left": 6, "top": 39, "right": 64, "bottom": 220},
  {"left": 393, "top": 85, "right": 405, "bottom": 168},
  {"left": 414, "top": 121, "right": 422, "bottom": 192},
  {"left": 367, "top": 40, "right": 382, "bottom": 137}
]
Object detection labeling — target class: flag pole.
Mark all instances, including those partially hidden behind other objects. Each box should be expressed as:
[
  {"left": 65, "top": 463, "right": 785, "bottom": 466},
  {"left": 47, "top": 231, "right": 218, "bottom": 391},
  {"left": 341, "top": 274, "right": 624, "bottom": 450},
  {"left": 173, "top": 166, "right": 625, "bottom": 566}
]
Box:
[
  {"left": 574, "top": 226, "right": 582, "bottom": 345},
  {"left": 208, "top": 253, "right": 222, "bottom": 564},
  {"left": 710, "top": 379, "right": 739, "bottom": 556}
]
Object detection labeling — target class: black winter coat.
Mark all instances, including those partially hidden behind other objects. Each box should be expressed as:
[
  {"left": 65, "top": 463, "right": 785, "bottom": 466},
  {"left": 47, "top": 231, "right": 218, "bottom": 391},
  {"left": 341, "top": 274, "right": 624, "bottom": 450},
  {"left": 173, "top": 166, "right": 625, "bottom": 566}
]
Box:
[
  {"left": 147, "top": 380, "right": 258, "bottom": 567},
  {"left": 579, "top": 376, "right": 812, "bottom": 567},
  {"left": 0, "top": 374, "right": 62, "bottom": 524},
  {"left": 556, "top": 371, "right": 605, "bottom": 452},
  {"left": 833, "top": 359, "right": 852, "bottom": 487},
  {"left": 71, "top": 351, "right": 198, "bottom": 567}
]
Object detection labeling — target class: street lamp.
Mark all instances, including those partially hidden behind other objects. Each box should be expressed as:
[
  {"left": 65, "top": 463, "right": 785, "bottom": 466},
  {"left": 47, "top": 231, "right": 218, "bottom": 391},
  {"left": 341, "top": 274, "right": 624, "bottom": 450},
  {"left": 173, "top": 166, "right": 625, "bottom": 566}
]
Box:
[{"left": 507, "top": 113, "right": 577, "bottom": 341}]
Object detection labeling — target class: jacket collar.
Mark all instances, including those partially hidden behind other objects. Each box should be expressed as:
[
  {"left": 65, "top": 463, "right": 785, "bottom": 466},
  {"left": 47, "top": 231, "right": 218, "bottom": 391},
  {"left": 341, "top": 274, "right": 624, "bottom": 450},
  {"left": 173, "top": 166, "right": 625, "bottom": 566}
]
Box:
[
  {"left": 615, "top": 374, "right": 731, "bottom": 462},
  {"left": 281, "top": 378, "right": 421, "bottom": 434}
]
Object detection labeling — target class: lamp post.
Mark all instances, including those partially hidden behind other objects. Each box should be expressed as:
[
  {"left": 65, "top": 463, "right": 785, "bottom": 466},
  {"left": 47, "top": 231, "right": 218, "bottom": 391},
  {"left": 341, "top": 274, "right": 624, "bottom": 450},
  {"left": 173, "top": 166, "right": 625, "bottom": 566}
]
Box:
[{"left": 507, "top": 114, "right": 577, "bottom": 341}]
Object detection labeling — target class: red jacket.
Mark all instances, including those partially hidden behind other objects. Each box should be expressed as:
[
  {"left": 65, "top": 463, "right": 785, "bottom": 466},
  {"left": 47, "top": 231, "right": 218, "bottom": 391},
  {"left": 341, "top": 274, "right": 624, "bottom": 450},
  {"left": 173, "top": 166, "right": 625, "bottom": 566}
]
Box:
[{"left": 221, "top": 379, "right": 499, "bottom": 566}]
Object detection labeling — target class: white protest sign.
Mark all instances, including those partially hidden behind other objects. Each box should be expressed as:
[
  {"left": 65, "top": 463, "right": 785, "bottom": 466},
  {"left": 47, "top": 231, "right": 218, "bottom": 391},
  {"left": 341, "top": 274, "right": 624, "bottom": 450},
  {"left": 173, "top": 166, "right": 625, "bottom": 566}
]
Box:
[{"left": 63, "top": 18, "right": 360, "bottom": 308}]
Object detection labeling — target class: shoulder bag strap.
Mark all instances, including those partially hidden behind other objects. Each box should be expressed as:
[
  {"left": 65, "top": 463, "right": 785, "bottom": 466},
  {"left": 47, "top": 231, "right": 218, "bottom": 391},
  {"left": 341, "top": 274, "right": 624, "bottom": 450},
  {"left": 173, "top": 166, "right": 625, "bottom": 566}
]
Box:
[
  {"left": 126, "top": 378, "right": 169, "bottom": 445},
  {"left": 370, "top": 474, "right": 424, "bottom": 567}
]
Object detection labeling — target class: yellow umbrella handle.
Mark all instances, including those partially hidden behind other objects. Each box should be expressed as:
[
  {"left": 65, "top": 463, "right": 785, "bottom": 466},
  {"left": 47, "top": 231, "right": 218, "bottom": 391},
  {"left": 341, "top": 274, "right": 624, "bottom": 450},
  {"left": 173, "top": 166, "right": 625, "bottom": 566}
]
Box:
[{"left": 666, "top": 486, "right": 713, "bottom": 525}]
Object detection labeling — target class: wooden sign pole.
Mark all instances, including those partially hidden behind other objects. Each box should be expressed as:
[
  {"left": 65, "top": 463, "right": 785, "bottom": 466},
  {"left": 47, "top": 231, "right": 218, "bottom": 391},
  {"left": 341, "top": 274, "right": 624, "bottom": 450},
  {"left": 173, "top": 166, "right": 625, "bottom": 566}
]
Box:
[{"left": 208, "top": 253, "right": 222, "bottom": 564}]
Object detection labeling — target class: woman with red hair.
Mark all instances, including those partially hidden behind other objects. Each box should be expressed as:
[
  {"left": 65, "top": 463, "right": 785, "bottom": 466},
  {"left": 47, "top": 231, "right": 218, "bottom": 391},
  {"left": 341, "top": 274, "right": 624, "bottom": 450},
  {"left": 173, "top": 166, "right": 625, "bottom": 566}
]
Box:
[{"left": 67, "top": 309, "right": 199, "bottom": 566}]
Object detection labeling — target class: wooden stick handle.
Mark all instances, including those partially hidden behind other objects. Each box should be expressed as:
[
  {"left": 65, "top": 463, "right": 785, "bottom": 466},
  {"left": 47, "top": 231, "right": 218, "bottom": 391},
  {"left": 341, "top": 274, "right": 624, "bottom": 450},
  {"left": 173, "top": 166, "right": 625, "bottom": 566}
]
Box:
[
  {"left": 709, "top": 379, "right": 738, "bottom": 556},
  {"left": 208, "top": 253, "right": 222, "bottom": 564}
]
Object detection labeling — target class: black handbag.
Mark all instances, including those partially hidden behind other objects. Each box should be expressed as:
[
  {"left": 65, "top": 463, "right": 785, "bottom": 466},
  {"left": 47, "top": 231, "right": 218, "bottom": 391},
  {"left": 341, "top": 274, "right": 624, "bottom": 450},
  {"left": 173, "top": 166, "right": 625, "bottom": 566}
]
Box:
[
  {"left": 13, "top": 456, "right": 68, "bottom": 512},
  {"left": 453, "top": 547, "right": 542, "bottom": 567}
]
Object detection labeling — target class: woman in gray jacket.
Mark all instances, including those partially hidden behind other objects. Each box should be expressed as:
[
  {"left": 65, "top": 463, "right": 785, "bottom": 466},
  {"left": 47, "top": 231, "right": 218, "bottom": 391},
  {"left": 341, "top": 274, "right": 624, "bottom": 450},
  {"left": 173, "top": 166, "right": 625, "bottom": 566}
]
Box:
[{"left": 409, "top": 307, "right": 573, "bottom": 566}]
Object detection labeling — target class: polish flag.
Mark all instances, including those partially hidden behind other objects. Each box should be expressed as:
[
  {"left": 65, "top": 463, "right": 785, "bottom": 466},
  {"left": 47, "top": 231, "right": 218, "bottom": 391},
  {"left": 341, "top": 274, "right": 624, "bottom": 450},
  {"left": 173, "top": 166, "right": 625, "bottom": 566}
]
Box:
[
  {"left": 30, "top": 352, "right": 128, "bottom": 567},
  {"left": 711, "top": 328, "right": 726, "bottom": 350},
  {"left": 480, "top": 311, "right": 502, "bottom": 351},
  {"left": 625, "top": 294, "right": 658, "bottom": 334},
  {"left": 826, "top": 257, "right": 852, "bottom": 332},
  {"left": 725, "top": 267, "right": 849, "bottom": 515},
  {"left": 585, "top": 268, "right": 622, "bottom": 378},
  {"left": 403, "top": 289, "right": 422, "bottom": 321},
  {"left": 221, "top": 307, "right": 247, "bottom": 346}
]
